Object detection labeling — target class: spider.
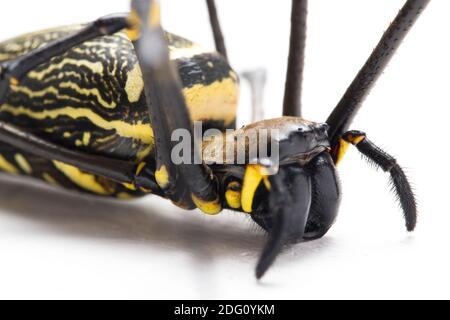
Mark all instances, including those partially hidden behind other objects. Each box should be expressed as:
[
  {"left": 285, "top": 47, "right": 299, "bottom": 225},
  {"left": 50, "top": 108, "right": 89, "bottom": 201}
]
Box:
[{"left": 0, "top": 0, "right": 428, "bottom": 278}]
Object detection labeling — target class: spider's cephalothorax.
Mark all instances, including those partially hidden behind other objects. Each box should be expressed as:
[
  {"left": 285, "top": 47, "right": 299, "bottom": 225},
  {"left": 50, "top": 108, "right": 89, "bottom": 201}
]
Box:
[
  {"left": 206, "top": 117, "right": 340, "bottom": 275},
  {"left": 0, "top": 0, "right": 428, "bottom": 278}
]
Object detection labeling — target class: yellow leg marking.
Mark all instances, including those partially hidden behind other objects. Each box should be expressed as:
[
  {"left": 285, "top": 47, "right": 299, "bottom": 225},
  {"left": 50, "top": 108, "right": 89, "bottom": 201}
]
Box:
[
  {"left": 0, "top": 155, "right": 19, "bottom": 175},
  {"left": 262, "top": 176, "right": 271, "bottom": 190},
  {"left": 148, "top": 0, "right": 161, "bottom": 28},
  {"left": 136, "top": 145, "right": 152, "bottom": 161},
  {"left": 191, "top": 194, "right": 222, "bottom": 215},
  {"left": 155, "top": 165, "right": 170, "bottom": 189},
  {"left": 139, "top": 187, "right": 152, "bottom": 193},
  {"left": 126, "top": 9, "right": 141, "bottom": 41},
  {"left": 335, "top": 139, "right": 350, "bottom": 166},
  {"left": 53, "top": 160, "right": 112, "bottom": 195},
  {"left": 14, "top": 154, "right": 32, "bottom": 174},
  {"left": 349, "top": 135, "right": 365, "bottom": 145},
  {"left": 126, "top": 28, "right": 140, "bottom": 42},
  {"left": 336, "top": 134, "right": 366, "bottom": 166},
  {"left": 42, "top": 173, "right": 59, "bottom": 186},
  {"left": 136, "top": 162, "right": 147, "bottom": 176},
  {"left": 225, "top": 181, "right": 242, "bottom": 209},
  {"left": 242, "top": 165, "right": 270, "bottom": 213},
  {"left": 1, "top": 104, "right": 154, "bottom": 145},
  {"left": 125, "top": 63, "right": 144, "bottom": 103},
  {"left": 122, "top": 183, "right": 137, "bottom": 191}
]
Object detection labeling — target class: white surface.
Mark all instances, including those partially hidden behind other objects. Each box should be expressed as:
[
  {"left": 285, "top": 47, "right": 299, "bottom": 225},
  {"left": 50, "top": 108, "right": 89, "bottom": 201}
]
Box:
[{"left": 0, "top": 0, "right": 449, "bottom": 300}]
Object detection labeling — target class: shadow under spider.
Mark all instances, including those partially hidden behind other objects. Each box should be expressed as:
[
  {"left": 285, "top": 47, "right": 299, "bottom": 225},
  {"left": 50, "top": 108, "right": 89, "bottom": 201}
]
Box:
[{"left": 0, "top": 173, "right": 336, "bottom": 273}]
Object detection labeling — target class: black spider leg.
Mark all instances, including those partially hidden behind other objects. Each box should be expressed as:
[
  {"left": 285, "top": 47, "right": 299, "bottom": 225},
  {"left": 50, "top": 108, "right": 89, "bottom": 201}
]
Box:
[
  {"left": 327, "top": 0, "right": 431, "bottom": 147},
  {"left": 256, "top": 165, "right": 311, "bottom": 279},
  {"left": 0, "top": 14, "right": 162, "bottom": 191},
  {"left": 283, "top": 0, "right": 308, "bottom": 117},
  {"left": 130, "top": 0, "right": 220, "bottom": 211},
  {"left": 206, "top": 0, "right": 228, "bottom": 60},
  {"left": 342, "top": 131, "right": 417, "bottom": 231},
  {"left": 0, "top": 122, "right": 161, "bottom": 193}
]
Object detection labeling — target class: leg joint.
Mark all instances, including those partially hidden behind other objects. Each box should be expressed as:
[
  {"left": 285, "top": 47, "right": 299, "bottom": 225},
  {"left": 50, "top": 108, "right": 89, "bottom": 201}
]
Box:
[{"left": 342, "top": 130, "right": 366, "bottom": 145}]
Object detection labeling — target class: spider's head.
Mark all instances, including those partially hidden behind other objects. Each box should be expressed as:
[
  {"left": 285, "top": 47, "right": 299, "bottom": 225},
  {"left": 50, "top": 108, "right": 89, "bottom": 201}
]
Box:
[{"left": 207, "top": 117, "right": 331, "bottom": 278}]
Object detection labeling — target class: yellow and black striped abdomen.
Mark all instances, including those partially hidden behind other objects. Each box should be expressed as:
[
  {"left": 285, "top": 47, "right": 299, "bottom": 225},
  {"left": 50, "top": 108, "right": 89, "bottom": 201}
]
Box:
[{"left": 0, "top": 25, "right": 239, "bottom": 198}]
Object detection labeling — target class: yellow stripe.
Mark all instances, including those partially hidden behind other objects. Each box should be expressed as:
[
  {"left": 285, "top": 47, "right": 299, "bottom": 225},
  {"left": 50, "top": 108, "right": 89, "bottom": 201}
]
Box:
[
  {"left": 241, "top": 165, "right": 264, "bottom": 213},
  {"left": 0, "top": 155, "right": 19, "bottom": 175},
  {"left": 12, "top": 85, "right": 81, "bottom": 102},
  {"left": 351, "top": 135, "right": 365, "bottom": 145},
  {"left": 28, "top": 58, "right": 104, "bottom": 81},
  {"left": 183, "top": 77, "right": 239, "bottom": 126},
  {"left": 126, "top": 9, "right": 141, "bottom": 41},
  {"left": 1, "top": 104, "right": 154, "bottom": 145},
  {"left": 155, "top": 165, "right": 169, "bottom": 189},
  {"left": 136, "top": 162, "right": 146, "bottom": 175},
  {"left": 37, "top": 70, "right": 83, "bottom": 83},
  {"left": 52, "top": 160, "right": 111, "bottom": 195},
  {"left": 122, "top": 182, "right": 137, "bottom": 191},
  {"left": 14, "top": 154, "right": 32, "bottom": 174},
  {"left": 335, "top": 139, "right": 350, "bottom": 166},
  {"left": 136, "top": 145, "right": 152, "bottom": 161},
  {"left": 140, "top": 187, "right": 152, "bottom": 193},
  {"left": 125, "top": 63, "right": 144, "bottom": 103},
  {"left": 168, "top": 46, "right": 211, "bottom": 60},
  {"left": 82, "top": 132, "right": 91, "bottom": 146},
  {"left": 42, "top": 173, "right": 59, "bottom": 186},
  {"left": 191, "top": 194, "right": 222, "bottom": 215},
  {"left": 225, "top": 181, "right": 242, "bottom": 210},
  {"left": 225, "top": 190, "right": 241, "bottom": 209},
  {"left": 148, "top": 0, "right": 161, "bottom": 28},
  {"left": 59, "top": 82, "right": 117, "bottom": 109}
]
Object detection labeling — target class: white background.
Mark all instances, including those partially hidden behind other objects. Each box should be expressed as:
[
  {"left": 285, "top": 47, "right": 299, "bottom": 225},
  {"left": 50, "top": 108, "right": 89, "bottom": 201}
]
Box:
[{"left": 0, "top": 0, "right": 448, "bottom": 300}]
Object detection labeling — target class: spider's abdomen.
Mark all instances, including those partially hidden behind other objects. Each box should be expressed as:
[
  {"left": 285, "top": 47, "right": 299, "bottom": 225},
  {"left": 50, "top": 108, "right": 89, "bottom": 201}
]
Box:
[{"left": 0, "top": 25, "right": 239, "bottom": 198}]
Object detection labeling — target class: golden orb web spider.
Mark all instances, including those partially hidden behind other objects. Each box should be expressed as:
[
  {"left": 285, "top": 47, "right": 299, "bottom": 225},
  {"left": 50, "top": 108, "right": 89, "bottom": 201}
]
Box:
[{"left": 0, "top": 0, "right": 429, "bottom": 278}]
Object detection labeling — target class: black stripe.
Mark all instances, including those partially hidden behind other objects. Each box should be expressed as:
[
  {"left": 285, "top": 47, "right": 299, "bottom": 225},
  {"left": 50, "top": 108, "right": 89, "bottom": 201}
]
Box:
[{"left": 177, "top": 53, "right": 234, "bottom": 89}]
